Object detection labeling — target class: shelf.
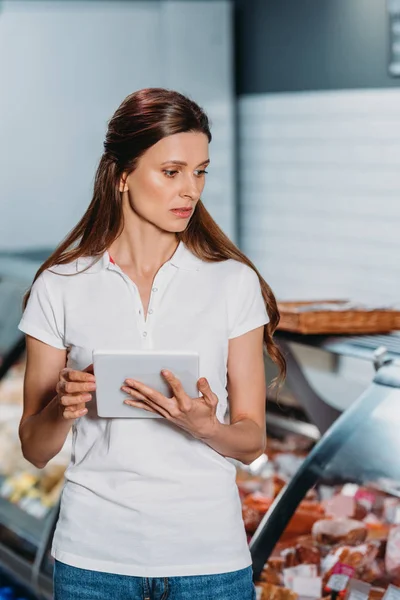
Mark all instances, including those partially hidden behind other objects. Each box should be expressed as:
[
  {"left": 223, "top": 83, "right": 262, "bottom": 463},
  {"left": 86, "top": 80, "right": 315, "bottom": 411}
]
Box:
[
  {"left": 267, "top": 413, "right": 320, "bottom": 442},
  {"left": 0, "top": 496, "right": 47, "bottom": 547}
]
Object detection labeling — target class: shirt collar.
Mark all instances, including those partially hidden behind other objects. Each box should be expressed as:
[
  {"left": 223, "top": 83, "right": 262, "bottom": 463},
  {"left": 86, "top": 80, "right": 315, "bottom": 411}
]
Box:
[
  {"left": 167, "top": 240, "right": 203, "bottom": 271},
  {"left": 76, "top": 241, "right": 202, "bottom": 274}
]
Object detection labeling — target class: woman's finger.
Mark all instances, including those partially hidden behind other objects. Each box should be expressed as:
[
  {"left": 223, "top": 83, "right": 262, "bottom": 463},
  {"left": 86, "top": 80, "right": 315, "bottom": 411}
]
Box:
[
  {"left": 160, "top": 370, "right": 191, "bottom": 410},
  {"left": 123, "top": 396, "right": 169, "bottom": 418},
  {"left": 57, "top": 379, "right": 96, "bottom": 395},
  {"left": 197, "top": 378, "right": 218, "bottom": 407},
  {"left": 124, "top": 379, "right": 173, "bottom": 413},
  {"left": 121, "top": 387, "right": 147, "bottom": 402},
  {"left": 58, "top": 365, "right": 96, "bottom": 420},
  {"left": 59, "top": 392, "right": 93, "bottom": 407},
  {"left": 60, "top": 367, "right": 95, "bottom": 383},
  {"left": 123, "top": 398, "right": 165, "bottom": 416},
  {"left": 62, "top": 406, "right": 88, "bottom": 420}
]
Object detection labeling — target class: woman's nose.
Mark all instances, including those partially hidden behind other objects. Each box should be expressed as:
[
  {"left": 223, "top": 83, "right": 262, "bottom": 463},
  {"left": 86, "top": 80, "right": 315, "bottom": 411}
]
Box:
[{"left": 181, "top": 175, "right": 201, "bottom": 200}]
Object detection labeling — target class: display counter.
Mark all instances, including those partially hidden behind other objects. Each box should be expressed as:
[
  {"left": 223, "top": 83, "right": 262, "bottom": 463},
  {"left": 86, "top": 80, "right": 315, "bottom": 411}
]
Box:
[{"left": 247, "top": 361, "right": 400, "bottom": 600}]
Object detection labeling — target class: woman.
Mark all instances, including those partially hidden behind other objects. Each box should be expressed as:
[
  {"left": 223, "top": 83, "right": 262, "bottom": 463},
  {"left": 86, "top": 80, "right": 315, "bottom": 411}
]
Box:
[{"left": 18, "top": 88, "right": 285, "bottom": 600}]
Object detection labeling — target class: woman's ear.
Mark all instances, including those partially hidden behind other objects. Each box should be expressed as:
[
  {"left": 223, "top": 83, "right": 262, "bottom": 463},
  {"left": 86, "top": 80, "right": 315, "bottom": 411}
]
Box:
[{"left": 119, "top": 173, "right": 129, "bottom": 193}]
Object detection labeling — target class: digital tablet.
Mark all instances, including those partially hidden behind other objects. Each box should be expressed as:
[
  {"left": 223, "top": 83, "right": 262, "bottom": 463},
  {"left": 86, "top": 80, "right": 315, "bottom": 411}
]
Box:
[{"left": 92, "top": 350, "right": 200, "bottom": 418}]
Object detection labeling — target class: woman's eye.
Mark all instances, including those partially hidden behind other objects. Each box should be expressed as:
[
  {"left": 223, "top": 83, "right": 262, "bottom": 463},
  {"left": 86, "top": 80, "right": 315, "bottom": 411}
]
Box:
[{"left": 163, "top": 169, "right": 208, "bottom": 178}]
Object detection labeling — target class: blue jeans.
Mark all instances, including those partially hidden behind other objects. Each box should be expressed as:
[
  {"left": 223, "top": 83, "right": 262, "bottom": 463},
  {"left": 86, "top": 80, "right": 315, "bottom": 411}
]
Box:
[{"left": 53, "top": 560, "right": 256, "bottom": 600}]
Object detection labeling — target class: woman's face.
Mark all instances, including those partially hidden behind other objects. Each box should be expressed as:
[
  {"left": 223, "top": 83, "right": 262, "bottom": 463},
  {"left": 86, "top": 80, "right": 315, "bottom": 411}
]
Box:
[{"left": 120, "top": 131, "right": 209, "bottom": 232}]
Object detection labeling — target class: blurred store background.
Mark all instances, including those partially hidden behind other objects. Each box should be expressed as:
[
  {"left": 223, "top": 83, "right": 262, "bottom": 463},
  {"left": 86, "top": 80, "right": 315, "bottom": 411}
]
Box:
[{"left": 1, "top": 1, "right": 400, "bottom": 599}]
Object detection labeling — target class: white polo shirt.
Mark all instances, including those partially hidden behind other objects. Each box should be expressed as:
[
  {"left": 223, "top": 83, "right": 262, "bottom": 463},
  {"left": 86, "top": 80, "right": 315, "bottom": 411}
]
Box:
[{"left": 18, "top": 241, "right": 269, "bottom": 577}]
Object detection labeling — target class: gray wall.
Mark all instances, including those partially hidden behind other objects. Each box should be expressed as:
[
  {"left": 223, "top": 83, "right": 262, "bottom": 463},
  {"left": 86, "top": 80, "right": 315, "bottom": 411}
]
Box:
[
  {"left": 0, "top": 0, "right": 236, "bottom": 249},
  {"left": 239, "top": 88, "right": 400, "bottom": 307},
  {"left": 235, "top": 0, "right": 400, "bottom": 93}
]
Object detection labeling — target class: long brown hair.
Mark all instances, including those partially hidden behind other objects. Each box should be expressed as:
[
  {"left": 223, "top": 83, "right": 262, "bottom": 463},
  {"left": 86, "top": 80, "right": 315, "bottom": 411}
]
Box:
[{"left": 22, "top": 88, "right": 286, "bottom": 387}]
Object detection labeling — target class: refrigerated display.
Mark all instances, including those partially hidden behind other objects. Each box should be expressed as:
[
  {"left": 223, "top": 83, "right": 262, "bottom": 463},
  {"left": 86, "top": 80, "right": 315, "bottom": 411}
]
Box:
[{"left": 246, "top": 361, "right": 400, "bottom": 600}]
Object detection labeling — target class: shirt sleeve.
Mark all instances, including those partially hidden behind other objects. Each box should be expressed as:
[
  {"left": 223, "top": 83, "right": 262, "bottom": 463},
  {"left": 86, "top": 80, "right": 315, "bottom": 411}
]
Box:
[
  {"left": 228, "top": 263, "right": 270, "bottom": 340},
  {"left": 18, "top": 271, "right": 67, "bottom": 350}
]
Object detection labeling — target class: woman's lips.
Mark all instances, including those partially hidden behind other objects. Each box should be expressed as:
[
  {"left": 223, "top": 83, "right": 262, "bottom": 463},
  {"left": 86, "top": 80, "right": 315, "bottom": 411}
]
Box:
[{"left": 170, "top": 208, "right": 193, "bottom": 218}]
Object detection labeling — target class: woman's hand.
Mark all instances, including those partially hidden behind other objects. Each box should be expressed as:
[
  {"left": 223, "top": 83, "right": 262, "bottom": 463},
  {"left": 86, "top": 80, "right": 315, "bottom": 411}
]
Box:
[
  {"left": 56, "top": 364, "right": 96, "bottom": 420},
  {"left": 121, "top": 370, "right": 219, "bottom": 440}
]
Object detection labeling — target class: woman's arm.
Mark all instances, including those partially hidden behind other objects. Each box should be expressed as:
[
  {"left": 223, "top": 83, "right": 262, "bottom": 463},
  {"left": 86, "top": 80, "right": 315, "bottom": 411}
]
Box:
[
  {"left": 20, "top": 336, "right": 97, "bottom": 468},
  {"left": 200, "top": 325, "right": 267, "bottom": 465},
  {"left": 19, "top": 335, "right": 72, "bottom": 468}
]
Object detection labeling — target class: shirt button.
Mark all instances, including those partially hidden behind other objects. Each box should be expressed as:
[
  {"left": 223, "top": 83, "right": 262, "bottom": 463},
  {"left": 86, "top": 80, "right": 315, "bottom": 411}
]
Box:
[
  {"left": 142, "top": 331, "right": 147, "bottom": 337},
  {"left": 148, "top": 309, "right": 154, "bottom": 315},
  {"left": 152, "top": 287, "right": 158, "bottom": 292}
]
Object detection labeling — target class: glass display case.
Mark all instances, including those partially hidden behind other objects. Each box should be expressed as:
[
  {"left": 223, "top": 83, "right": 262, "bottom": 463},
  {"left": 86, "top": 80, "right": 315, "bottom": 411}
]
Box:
[{"left": 248, "top": 361, "right": 400, "bottom": 599}]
